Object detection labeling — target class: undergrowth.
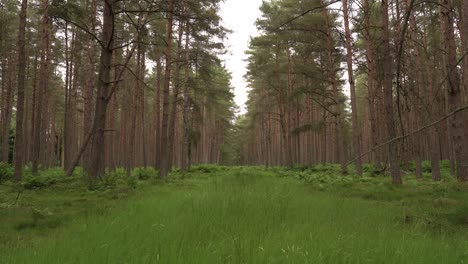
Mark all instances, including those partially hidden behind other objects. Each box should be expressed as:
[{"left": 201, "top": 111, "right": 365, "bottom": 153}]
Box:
[{"left": 1, "top": 163, "right": 467, "bottom": 263}]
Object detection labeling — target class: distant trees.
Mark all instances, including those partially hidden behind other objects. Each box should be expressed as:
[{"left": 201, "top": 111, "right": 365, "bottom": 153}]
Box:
[
  {"left": 2, "top": 0, "right": 468, "bottom": 185},
  {"left": 0, "top": 0, "right": 235, "bottom": 180},
  {"left": 241, "top": 0, "right": 468, "bottom": 184}
]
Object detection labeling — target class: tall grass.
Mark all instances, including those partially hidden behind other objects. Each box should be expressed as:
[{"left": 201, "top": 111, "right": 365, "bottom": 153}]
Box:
[{"left": 2, "top": 168, "right": 467, "bottom": 263}]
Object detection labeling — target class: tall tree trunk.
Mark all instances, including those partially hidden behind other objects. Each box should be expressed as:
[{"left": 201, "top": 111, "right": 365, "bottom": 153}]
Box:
[
  {"left": 1, "top": 57, "right": 13, "bottom": 163},
  {"left": 182, "top": 21, "right": 191, "bottom": 171},
  {"left": 342, "top": 0, "right": 362, "bottom": 176},
  {"left": 160, "top": 0, "right": 175, "bottom": 178},
  {"left": 81, "top": 0, "right": 115, "bottom": 179},
  {"left": 140, "top": 41, "right": 147, "bottom": 168},
  {"left": 13, "top": 0, "right": 28, "bottom": 181},
  {"left": 364, "top": 0, "right": 381, "bottom": 170},
  {"left": 167, "top": 19, "right": 184, "bottom": 170},
  {"left": 441, "top": 0, "right": 468, "bottom": 181},
  {"left": 407, "top": 0, "right": 424, "bottom": 179},
  {"left": 32, "top": 0, "right": 50, "bottom": 175},
  {"left": 154, "top": 52, "right": 162, "bottom": 169},
  {"left": 461, "top": 0, "right": 468, "bottom": 167},
  {"left": 83, "top": 0, "right": 97, "bottom": 172},
  {"left": 382, "top": 0, "right": 402, "bottom": 184}
]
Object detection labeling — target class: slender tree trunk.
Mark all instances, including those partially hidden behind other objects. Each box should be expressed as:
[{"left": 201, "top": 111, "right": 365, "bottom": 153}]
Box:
[
  {"left": 342, "top": 0, "right": 362, "bottom": 176},
  {"left": 140, "top": 41, "right": 147, "bottom": 168},
  {"left": 13, "top": 0, "right": 28, "bottom": 181},
  {"left": 364, "top": 0, "right": 381, "bottom": 170},
  {"left": 128, "top": 54, "right": 139, "bottom": 171},
  {"left": 160, "top": 0, "right": 175, "bottom": 177},
  {"left": 1, "top": 57, "right": 13, "bottom": 163},
  {"left": 408, "top": 0, "right": 424, "bottom": 179},
  {"left": 167, "top": 19, "right": 184, "bottom": 171},
  {"left": 83, "top": 0, "right": 97, "bottom": 172},
  {"left": 382, "top": 0, "right": 402, "bottom": 184},
  {"left": 32, "top": 0, "right": 50, "bottom": 175},
  {"left": 182, "top": 21, "right": 191, "bottom": 171},
  {"left": 84, "top": 0, "right": 115, "bottom": 179},
  {"left": 441, "top": 0, "right": 468, "bottom": 181},
  {"left": 461, "top": 0, "right": 468, "bottom": 166},
  {"left": 154, "top": 52, "right": 162, "bottom": 169}
]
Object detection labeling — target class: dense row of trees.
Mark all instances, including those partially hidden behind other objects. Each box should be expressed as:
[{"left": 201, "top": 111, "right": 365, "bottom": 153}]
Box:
[
  {"left": 240, "top": 0, "right": 468, "bottom": 184},
  {"left": 0, "top": 0, "right": 236, "bottom": 180},
  {"left": 2, "top": 0, "right": 468, "bottom": 185}
]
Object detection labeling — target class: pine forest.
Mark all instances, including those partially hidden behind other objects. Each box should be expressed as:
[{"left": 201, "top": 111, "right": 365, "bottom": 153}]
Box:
[{"left": 1, "top": 0, "right": 468, "bottom": 262}]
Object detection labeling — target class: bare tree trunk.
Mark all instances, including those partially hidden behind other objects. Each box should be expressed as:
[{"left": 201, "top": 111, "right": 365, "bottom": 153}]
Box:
[
  {"left": 13, "top": 0, "right": 28, "bottom": 181},
  {"left": 461, "top": 0, "right": 468, "bottom": 168},
  {"left": 441, "top": 0, "right": 468, "bottom": 181},
  {"left": 364, "top": 0, "right": 381, "bottom": 170},
  {"left": 167, "top": 19, "right": 184, "bottom": 170},
  {"left": 83, "top": 0, "right": 97, "bottom": 172},
  {"left": 408, "top": 0, "right": 424, "bottom": 179},
  {"left": 128, "top": 53, "right": 139, "bottom": 172},
  {"left": 182, "top": 21, "right": 191, "bottom": 171},
  {"left": 140, "top": 41, "right": 147, "bottom": 168},
  {"left": 1, "top": 57, "right": 13, "bottom": 163},
  {"left": 63, "top": 23, "right": 71, "bottom": 171},
  {"left": 32, "top": 0, "right": 50, "bottom": 175},
  {"left": 382, "top": 0, "right": 402, "bottom": 184},
  {"left": 85, "top": 0, "right": 115, "bottom": 179},
  {"left": 154, "top": 52, "right": 162, "bottom": 169},
  {"left": 160, "top": 0, "right": 175, "bottom": 177},
  {"left": 342, "top": 0, "right": 362, "bottom": 175}
]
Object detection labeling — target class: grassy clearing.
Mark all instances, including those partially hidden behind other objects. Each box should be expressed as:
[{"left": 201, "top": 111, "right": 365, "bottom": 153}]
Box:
[{"left": 1, "top": 165, "right": 468, "bottom": 263}]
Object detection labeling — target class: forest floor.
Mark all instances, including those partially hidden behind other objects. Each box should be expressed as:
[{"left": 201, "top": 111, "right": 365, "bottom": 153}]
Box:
[{"left": 1, "top": 165, "right": 468, "bottom": 263}]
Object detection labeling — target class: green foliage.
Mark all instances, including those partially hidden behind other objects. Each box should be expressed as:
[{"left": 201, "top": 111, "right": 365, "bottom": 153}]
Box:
[
  {"left": 362, "top": 163, "right": 382, "bottom": 177},
  {"left": 1, "top": 166, "right": 468, "bottom": 263},
  {"left": 131, "top": 167, "right": 158, "bottom": 181},
  {"left": 188, "top": 164, "right": 229, "bottom": 173},
  {"left": 23, "top": 168, "right": 69, "bottom": 190},
  {"left": 0, "top": 162, "right": 13, "bottom": 183},
  {"left": 103, "top": 168, "right": 131, "bottom": 188},
  {"left": 448, "top": 203, "right": 468, "bottom": 225},
  {"left": 71, "top": 167, "right": 86, "bottom": 178}
]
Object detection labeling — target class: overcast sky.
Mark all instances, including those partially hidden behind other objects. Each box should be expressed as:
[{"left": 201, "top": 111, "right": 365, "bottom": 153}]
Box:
[{"left": 219, "top": 0, "right": 263, "bottom": 115}]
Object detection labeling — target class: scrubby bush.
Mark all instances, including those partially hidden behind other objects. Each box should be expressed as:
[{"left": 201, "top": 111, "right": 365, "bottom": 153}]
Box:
[
  {"left": 101, "top": 167, "right": 140, "bottom": 189},
  {"left": 362, "top": 163, "right": 381, "bottom": 177},
  {"left": 0, "top": 162, "right": 13, "bottom": 183},
  {"left": 131, "top": 167, "right": 158, "bottom": 180},
  {"left": 421, "top": 161, "right": 432, "bottom": 173},
  {"left": 72, "top": 167, "right": 86, "bottom": 178},
  {"left": 23, "top": 167, "right": 67, "bottom": 189},
  {"left": 189, "top": 164, "right": 228, "bottom": 173},
  {"left": 103, "top": 168, "right": 128, "bottom": 187}
]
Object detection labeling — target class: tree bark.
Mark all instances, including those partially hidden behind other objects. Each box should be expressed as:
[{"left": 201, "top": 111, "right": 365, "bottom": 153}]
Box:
[
  {"left": 154, "top": 52, "right": 162, "bottom": 169},
  {"left": 159, "top": 0, "right": 175, "bottom": 178},
  {"left": 441, "top": 0, "right": 468, "bottom": 181},
  {"left": 32, "top": 0, "right": 50, "bottom": 175},
  {"left": 83, "top": 0, "right": 97, "bottom": 172},
  {"left": 182, "top": 21, "right": 191, "bottom": 171},
  {"left": 85, "top": 0, "right": 115, "bottom": 179},
  {"left": 13, "top": 0, "right": 28, "bottom": 181},
  {"left": 167, "top": 19, "right": 184, "bottom": 171},
  {"left": 382, "top": 0, "right": 402, "bottom": 184},
  {"left": 342, "top": 0, "right": 362, "bottom": 175},
  {"left": 0, "top": 56, "right": 13, "bottom": 163}
]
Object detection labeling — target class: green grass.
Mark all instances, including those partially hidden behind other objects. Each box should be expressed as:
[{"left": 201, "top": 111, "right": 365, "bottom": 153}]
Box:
[{"left": 1, "top": 166, "right": 468, "bottom": 263}]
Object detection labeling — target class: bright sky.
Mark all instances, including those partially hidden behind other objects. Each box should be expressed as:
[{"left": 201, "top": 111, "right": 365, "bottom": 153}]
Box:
[{"left": 219, "top": 0, "right": 263, "bottom": 115}]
